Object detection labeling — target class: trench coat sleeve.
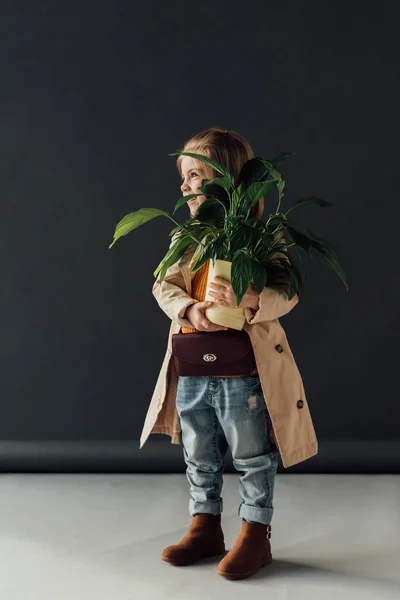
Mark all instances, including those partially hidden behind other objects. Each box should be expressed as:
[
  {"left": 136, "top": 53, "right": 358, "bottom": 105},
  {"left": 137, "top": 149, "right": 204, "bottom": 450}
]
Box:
[
  {"left": 244, "top": 287, "right": 299, "bottom": 324},
  {"left": 152, "top": 271, "right": 199, "bottom": 328},
  {"left": 152, "top": 232, "right": 199, "bottom": 329},
  {"left": 244, "top": 232, "right": 299, "bottom": 324}
]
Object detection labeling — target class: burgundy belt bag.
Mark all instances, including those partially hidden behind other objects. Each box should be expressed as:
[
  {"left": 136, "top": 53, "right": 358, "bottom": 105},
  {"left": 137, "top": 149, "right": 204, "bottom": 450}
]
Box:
[{"left": 171, "top": 329, "right": 257, "bottom": 377}]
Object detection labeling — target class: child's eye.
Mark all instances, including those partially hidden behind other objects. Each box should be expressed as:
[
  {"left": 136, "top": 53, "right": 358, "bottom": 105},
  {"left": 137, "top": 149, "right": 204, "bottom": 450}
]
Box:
[{"left": 180, "top": 171, "right": 199, "bottom": 182}]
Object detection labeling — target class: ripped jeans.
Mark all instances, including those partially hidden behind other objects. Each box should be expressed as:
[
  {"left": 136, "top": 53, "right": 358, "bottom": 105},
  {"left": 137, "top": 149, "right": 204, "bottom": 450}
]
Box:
[{"left": 176, "top": 375, "right": 279, "bottom": 525}]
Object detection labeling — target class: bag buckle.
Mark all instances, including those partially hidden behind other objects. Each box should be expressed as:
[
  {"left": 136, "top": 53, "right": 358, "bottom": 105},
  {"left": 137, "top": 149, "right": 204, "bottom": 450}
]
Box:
[{"left": 203, "top": 353, "right": 217, "bottom": 362}]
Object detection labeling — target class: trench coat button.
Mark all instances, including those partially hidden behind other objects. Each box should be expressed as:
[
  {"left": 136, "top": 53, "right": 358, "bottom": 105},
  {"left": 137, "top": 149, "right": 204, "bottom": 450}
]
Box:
[
  {"left": 275, "top": 344, "right": 283, "bottom": 353},
  {"left": 297, "top": 400, "right": 304, "bottom": 409}
]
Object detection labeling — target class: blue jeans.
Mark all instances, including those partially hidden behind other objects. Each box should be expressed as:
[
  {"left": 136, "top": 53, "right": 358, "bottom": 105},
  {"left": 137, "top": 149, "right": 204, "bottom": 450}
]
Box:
[{"left": 176, "top": 375, "right": 279, "bottom": 525}]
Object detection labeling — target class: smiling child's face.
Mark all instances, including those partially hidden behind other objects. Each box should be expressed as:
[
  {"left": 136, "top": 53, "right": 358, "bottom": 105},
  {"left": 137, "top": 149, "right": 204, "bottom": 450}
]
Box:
[{"left": 180, "top": 156, "right": 213, "bottom": 218}]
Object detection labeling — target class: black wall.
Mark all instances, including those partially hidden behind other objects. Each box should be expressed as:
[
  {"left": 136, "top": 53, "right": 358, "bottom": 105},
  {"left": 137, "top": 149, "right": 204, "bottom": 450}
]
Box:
[{"left": 1, "top": 0, "right": 398, "bottom": 472}]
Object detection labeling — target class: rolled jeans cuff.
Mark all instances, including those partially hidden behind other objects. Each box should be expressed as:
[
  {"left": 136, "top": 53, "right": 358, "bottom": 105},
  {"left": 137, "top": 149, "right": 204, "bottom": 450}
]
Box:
[
  {"left": 238, "top": 502, "right": 273, "bottom": 525},
  {"left": 189, "top": 499, "right": 223, "bottom": 516}
]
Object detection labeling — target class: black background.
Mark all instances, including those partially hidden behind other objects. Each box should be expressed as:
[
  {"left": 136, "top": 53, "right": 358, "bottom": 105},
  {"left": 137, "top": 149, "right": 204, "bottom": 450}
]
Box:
[{"left": 1, "top": 1, "right": 399, "bottom": 472}]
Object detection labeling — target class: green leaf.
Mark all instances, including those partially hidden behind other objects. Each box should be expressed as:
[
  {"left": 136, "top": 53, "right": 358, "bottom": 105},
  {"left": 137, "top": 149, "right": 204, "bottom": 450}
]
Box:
[
  {"left": 303, "top": 228, "right": 349, "bottom": 291},
  {"left": 285, "top": 224, "right": 314, "bottom": 255},
  {"left": 229, "top": 222, "right": 257, "bottom": 255},
  {"left": 243, "top": 179, "right": 279, "bottom": 213},
  {"left": 292, "top": 245, "right": 308, "bottom": 279},
  {"left": 266, "top": 212, "right": 287, "bottom": 234},
  {"left": 237, "top": 157, "right": 270, "bottom": 189},
  {"left": 245, "top": 218, "right": 267, "bottom": 233},
  {"left": 277, "top": 179, "right": 285, "bottom": 197},
  {"left": 286, "top": 196, "right": 333, "bottom": 215},
  {"left": 198, "top": 180, "right": 231, "bottom": 207},
  {"left": 259, "top": 160, "right": 282, "bottom": 182},
  {"left": 188, "top": 232, "right": 215, "bottom": 272},
  {"left": 210, "top": 233, "right": 227, "bottom": 264},
  {"left": 286, "top": 258, "right": 304, "bottom": 300},
  {"left": 237, "top": 155, "right": 290, "bottom": 191},
  {"left": 252, "top": 261, "right": 267, "bottom": 295},
  {"left": 192, "top": 196, "right": 226, "bottom": 227},
  {"left": 190, "top": 238, "right": 216, "bottom": 272},
  {"left": 204, "top": 175, "right": 233, "bottom": 195},
  {"left": 153, "top": 233, "right": 195, "bottom": 281},
  {"left": 109, "top": 208, "right": 168, "bottom": 248},
  {"left": 231, "top": 250, "right": 253, "bottom": 307},
  {"left": 267, "top": 152, "right": 296, "bottom": 168},
  {"left": 286, "top": 224, "right": 348, "bottom": 291},
  {"left": 154, "top": 224, "right": 215, "bottom": 281},
  {"left": 172, "top": 193, "right": 204, "bottom": 215}
]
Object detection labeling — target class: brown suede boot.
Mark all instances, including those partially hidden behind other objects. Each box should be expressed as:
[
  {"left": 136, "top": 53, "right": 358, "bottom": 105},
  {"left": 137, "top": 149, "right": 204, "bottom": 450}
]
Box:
[
  {"left": 161, "top": 513, "right": 225, "bottom": 566},
  {"left": 217, "top": 519, "right": 272, "bottom": 580}
]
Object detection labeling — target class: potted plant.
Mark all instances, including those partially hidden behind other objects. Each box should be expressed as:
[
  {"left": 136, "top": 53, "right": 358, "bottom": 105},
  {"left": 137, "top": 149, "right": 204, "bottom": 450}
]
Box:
[{"left": 109, "top": 151, "right": 348, "bottom": 330}]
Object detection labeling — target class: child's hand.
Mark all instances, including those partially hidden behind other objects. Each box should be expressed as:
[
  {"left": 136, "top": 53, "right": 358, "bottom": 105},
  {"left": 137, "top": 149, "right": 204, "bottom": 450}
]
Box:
[
  {"left": 185, "top": 301, "right": 228, "bottom": 332},
  {"left": 208, "top": 276, "right": 258, "bottom": 309}
]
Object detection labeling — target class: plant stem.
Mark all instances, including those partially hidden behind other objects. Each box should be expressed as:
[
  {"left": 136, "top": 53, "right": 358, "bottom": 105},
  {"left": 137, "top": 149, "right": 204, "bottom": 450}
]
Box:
[
  {"left": 254, "top": 235, "right": 263, "bottom": 254},
  {"left": 276, "top": 192, "right": 283, "bottom": 213}
]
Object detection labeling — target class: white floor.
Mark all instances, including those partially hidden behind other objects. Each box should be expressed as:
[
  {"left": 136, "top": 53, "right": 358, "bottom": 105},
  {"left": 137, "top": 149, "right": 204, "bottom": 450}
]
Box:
[{"left": 0, "top": 474, "right": 399, "bottom": 599}]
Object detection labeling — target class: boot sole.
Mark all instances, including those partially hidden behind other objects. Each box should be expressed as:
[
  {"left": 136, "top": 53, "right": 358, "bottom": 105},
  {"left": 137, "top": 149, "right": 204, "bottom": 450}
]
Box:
[
  {"left": 217, "top": 554, "right": 273, "bottom": 580},
  {"left": 162, "top": 547, "right": 226, "bottom": 567}
]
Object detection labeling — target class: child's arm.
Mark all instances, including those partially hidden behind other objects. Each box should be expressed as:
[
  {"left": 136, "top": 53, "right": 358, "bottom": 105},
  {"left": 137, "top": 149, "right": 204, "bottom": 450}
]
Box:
[
  {"left": 152, "top": 265, "right": 199, "bottom": 328},
  {"left": 244, "top": 286, "right": 299, "bottom": 324},
  {"left": 152, "top": 232, "right": 199, "bottom": 328}
]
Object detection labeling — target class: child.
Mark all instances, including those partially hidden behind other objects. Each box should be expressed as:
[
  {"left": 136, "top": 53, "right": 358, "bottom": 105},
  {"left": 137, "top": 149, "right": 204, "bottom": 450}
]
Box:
[{"left": 139, "top": 127, "right": 318, "bottom": 581}]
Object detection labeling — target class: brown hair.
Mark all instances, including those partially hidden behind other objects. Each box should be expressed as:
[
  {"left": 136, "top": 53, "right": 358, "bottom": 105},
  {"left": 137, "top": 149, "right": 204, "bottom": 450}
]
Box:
[{"left": 176, "top": 127, "right": 264, "bottom": 220}]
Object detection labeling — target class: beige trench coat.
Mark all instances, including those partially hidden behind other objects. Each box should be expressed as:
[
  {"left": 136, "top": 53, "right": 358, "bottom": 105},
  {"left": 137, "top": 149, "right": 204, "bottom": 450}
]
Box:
[{"left": 139, "top": 235, "right": 318, "bottom": 469}]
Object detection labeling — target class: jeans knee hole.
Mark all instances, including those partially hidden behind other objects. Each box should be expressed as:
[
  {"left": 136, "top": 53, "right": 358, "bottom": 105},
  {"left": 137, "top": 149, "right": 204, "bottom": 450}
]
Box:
[{"left": 248, "top": 395, "right": 258, "bottom": 410}]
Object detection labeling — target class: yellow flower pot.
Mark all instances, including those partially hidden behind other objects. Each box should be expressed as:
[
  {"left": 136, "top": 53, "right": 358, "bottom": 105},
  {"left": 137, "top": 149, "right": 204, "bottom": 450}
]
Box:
[{"left": 204, "top": 258, "right": 246, "bottom": 331}]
